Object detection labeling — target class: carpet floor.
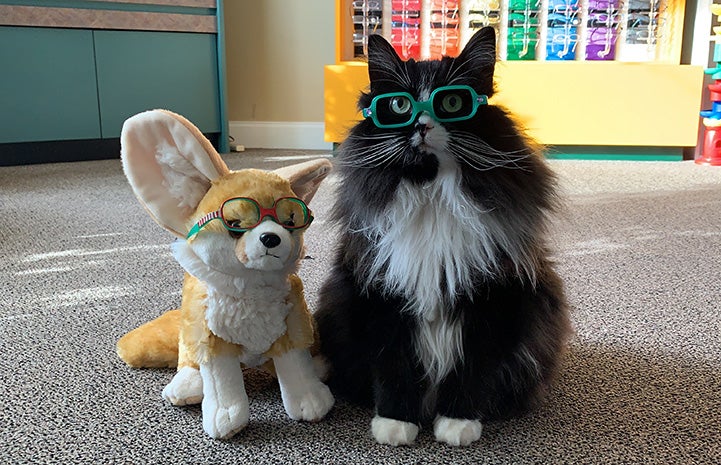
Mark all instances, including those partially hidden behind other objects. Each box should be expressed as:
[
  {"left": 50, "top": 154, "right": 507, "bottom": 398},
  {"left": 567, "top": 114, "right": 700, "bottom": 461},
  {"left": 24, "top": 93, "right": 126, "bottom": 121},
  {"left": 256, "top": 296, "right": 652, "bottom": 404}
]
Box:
[{"left": 1, "top": 151, "right": 720, "bottom": 464}]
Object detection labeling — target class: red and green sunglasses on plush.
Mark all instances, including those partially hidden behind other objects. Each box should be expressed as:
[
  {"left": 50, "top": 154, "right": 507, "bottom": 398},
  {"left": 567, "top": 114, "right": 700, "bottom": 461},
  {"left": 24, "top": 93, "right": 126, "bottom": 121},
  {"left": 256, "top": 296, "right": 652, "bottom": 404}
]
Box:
[{"left": 186, "top": 197, "right": 313, "bottom": 240}]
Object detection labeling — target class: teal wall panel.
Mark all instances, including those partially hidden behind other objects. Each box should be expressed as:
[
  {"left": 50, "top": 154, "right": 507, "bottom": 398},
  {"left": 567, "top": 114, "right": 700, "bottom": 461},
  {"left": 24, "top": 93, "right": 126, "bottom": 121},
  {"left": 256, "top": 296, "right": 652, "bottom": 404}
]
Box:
[
  {"left": 94, "top": 30, "right": 220, "bottom": 138},
  {"left": 0, "top": 26, "right": 101, "bottom": 144}
]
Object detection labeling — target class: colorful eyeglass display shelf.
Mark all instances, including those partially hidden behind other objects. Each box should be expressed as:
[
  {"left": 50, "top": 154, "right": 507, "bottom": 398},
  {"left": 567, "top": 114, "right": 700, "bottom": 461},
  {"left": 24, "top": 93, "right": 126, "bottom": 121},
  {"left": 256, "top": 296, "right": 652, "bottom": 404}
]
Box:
[
  {"left": 507, "top": 0, "right": 541, "bottom": 60},
  {"left": 546, "top": 0, "right": 579, "bottom": 61},
  {"left": 390, "top": 0, "right": 422, "bottom": 59},
  {"left": 619, "top": 0, "right": 660, "bottom": 62},
  {"left": 467, "top": 0, "right": 501, "bottom": 32},
  {"left": 351, "top": 0, "right": 382, "bottom": 57},
  {"left": 585, "top": 0, "right": 620, "bottom": 60},
  {"left": 430, "top": 0, "right": 461, "bottom": 57},
  {"left": 347, "top": 0, "right": 673, "bottom": 62}
]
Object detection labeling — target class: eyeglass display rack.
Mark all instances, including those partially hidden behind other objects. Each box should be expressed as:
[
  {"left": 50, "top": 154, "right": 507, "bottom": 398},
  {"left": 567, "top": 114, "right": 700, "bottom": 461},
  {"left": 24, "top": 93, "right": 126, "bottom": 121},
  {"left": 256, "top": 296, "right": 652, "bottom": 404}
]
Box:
[
  {"left": 585, "top": 0, "right": 618, "bottom": 60},
  {"left": 328, "top": 0, "right": 703, "bottom": 159},
  {"left": 546, "top": 0, "right": 578, "bottom": 60}
]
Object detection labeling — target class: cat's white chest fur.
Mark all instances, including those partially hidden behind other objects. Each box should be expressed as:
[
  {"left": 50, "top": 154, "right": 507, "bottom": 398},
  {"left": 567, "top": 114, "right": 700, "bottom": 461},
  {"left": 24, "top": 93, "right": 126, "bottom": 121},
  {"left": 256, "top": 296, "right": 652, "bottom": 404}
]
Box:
[
  {"left": 205, "top": 282, "right": 291, "bottom": 354},
  {"left": 368, "top": 156, "right": 499, "bottom": 322}
]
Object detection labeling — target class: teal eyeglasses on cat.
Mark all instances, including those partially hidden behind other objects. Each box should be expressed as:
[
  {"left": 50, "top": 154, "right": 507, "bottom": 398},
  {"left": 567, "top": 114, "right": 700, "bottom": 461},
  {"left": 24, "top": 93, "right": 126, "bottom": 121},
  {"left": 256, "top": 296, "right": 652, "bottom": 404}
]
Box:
[{"left": 362, "top": 85, "right": 489, "bottom": 128}]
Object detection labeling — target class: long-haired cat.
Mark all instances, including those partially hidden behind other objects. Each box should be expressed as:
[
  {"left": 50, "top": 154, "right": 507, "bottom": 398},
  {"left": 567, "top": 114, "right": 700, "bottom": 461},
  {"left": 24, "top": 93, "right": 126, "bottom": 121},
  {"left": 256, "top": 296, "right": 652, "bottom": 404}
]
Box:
[{"left": 315, "top": 27, "right": 571, "bottom": 447}]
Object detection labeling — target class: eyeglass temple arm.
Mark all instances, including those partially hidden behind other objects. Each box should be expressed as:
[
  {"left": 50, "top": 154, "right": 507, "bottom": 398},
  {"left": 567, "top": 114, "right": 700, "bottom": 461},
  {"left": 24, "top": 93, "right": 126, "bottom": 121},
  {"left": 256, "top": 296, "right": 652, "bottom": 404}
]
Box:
[{"left": 186, "top": 210, "right": 221, "bottom": 239}]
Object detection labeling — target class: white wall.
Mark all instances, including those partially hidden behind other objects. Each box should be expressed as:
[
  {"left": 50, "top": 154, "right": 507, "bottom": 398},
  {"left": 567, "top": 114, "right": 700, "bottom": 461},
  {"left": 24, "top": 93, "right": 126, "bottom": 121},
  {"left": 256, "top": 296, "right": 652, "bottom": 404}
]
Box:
[{"left": 224, "top": 0, "right": 336, "bottom": 149}]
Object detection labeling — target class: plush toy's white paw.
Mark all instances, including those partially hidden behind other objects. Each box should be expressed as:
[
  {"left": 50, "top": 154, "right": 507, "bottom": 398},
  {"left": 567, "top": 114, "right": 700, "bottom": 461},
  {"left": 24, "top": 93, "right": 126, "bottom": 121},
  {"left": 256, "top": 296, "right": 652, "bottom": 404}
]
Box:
[
  {"left": 371, "top": 416, "right": 419, "bottom": 446},
  {"left": 162, "top": 366, "right": 203, "bottom": 406},
  {"left": 198, "top": 354, "right": 249, "bottom": 439},
  {"left": 282, "top": 382, "right": 335, "bottom": 422},
  {"left": 202, "top": 398, "right": 249, "bottom": 440},
  {"left": 433, "top": 416, "right": 482, "bottom": 447}
]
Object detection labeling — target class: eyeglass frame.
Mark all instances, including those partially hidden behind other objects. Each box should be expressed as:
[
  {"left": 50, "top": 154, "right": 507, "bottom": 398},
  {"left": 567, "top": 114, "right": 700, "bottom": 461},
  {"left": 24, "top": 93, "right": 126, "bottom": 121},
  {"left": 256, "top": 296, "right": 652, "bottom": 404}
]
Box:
[
  {"left": 361, "top": 85, "right": 489, "bottom": 129},
  {"left": 186, "top": 196, "right": 313, "bottom": 240}
]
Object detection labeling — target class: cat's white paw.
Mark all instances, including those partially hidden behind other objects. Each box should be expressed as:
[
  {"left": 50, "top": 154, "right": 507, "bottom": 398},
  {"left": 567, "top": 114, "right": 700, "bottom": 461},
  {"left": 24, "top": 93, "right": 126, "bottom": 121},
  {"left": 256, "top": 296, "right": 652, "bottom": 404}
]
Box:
[
  {"left": 282, "top": 382, "right": 335, "bottom": 422},
  {"left": 162, "top": 366, "right": 203, "bottom": 406},
  {"left": 202, "top": 398, "right": 249, "bottom": 440},
  {"left": 371, "top": 416, "right": 419, "bottom": 446},
  {"left": 433, "top": 416, "right": 482, "bottom": 446}
]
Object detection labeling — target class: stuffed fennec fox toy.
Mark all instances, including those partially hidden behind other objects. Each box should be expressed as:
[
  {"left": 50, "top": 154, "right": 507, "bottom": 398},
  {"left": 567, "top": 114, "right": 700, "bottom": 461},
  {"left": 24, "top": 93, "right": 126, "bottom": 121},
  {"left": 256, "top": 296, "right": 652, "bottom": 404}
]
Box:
[{"left": 116, "top": 109, "right": 334, "bottom": 439}]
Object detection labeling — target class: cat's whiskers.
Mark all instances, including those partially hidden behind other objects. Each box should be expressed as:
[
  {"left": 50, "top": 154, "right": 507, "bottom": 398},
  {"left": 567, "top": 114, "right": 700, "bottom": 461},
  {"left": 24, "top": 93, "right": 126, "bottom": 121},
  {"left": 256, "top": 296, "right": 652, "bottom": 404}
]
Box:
[
  {"left": 449, "top": 131, "right": 531, "bottom": 168},
  {"left": 340, "top": 136, "right": 409, "bottom": 168},
  {"left": 450, "top": 144, "right": 529, "bottom": 172},
  {"left": 450, "top": 130, "right": 527, "bottom": 153},
  {"left": 453, "top": 149, "right": 527, "bottom": 172},
  {"left": 346, "top": 132, "right": 400, "bottom": 141}
]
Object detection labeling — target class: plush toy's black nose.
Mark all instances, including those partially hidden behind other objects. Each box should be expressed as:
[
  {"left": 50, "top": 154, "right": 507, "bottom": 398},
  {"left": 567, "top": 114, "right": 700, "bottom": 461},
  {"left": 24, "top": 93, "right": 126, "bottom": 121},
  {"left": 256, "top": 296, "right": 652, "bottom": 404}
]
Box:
[{"left": 260, "top": 232, "right": 281, "bottom": 249}]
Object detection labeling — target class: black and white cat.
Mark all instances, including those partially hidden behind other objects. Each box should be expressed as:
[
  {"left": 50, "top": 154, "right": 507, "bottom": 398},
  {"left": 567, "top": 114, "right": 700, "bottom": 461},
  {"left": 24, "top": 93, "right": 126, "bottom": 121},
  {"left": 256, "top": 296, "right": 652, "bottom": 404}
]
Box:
[{"left": 315, "top": 27, "right": 571, "bottom": 447}]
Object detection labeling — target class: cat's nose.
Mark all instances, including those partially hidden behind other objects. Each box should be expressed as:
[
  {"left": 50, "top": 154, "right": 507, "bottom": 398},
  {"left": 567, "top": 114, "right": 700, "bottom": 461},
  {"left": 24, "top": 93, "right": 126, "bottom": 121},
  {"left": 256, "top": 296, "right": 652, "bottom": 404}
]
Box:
[
  {"left": 260, "top": 232, "right": 281, "bottom": 249},
  {"left": 416, "top": 121, "right": 430, "bottom": 137}
]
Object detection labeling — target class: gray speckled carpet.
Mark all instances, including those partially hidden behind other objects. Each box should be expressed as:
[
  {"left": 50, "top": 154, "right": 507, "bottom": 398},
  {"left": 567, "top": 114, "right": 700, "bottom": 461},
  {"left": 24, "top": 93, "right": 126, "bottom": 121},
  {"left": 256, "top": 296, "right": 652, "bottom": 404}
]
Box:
[{"left": 1, "top": 151, "right": 720, "bottom": 464}]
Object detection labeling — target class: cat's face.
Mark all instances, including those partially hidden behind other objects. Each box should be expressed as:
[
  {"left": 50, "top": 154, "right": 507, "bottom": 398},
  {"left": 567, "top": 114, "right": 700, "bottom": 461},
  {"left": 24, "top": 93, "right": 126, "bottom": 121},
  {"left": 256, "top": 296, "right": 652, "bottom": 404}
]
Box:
[{"left": 344, "top": 28, "right": 501, "bottom": 182}]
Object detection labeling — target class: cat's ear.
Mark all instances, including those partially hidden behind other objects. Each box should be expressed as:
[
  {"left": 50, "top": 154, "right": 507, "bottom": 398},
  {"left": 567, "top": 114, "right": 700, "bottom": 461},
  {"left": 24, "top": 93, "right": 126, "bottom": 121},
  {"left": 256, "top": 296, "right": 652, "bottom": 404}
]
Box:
[
  {"left": 454, "top": 27, "right": 496, "bottom": 94},
  {"left": 457, "top": 27, "right": 496, "bottom": 67},
  {"left": 367, "top": 34, "right": 406, "bottom": 92}
]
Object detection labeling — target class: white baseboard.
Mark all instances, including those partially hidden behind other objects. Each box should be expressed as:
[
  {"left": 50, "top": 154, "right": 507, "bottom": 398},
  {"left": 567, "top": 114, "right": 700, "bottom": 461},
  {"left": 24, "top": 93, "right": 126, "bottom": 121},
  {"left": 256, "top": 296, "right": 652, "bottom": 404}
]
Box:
[{"left": 228, "top": 121, "right": 333, "bottom": 151}]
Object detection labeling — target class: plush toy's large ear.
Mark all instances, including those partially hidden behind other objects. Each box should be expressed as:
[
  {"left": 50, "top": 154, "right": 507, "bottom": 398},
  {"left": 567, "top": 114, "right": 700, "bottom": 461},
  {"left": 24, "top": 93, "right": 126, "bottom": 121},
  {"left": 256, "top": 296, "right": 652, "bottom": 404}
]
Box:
[
  {"left": 120, "top": 110, "right": 230, "bottom": 238},
  {"left": 273, "top": 159, "right": 332, "bottom": 204}
]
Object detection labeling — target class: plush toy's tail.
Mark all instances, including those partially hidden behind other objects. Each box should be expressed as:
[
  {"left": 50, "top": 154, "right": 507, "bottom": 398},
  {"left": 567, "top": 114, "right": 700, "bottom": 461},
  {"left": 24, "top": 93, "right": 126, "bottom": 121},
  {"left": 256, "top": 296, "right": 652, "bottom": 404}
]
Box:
[{"left": 117, "top": 310, "right": 181, "bottom": 368}]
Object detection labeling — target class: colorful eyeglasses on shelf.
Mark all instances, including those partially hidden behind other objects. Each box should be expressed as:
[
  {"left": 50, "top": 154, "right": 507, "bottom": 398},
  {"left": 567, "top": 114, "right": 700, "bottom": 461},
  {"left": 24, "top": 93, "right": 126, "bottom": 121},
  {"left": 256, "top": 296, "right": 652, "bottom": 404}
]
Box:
[
  {"left": 549, "top": 0, "right": 579, "bottom": 13},
  {"left": 469, "top": 12, "right": 502, "bottom": 26},
  {"left": 508, "top": 0, "right": 542, "bottom": 11},
  {"left": 430, "top": 10, "right": 458, "bottom": 24},
  {"left": 392, "top": 0, "right": 422, "bottom": 8},
  {"left": 187, "top": 197, "right": 313, "bottom": 240},
  {"left": 362, "top": 85, "right": 488, "bottom": 128},
  {"left": 508, "top": 30, "right": 541, "bottom": 41},
  {"left": 352, "top": 15, "right": 381, "bottom": 25},
  {"left": 468, "top": 0, "right": 501, "bottom": 10},
  {"left": 508, "top": 12, "right": 540, "bottom": 26},
  {"left": 352, "top": 0, "right": 382, "bottom": 9},
  {"left": 431, "top": 0, "right": 459, "bottom": 7},
  {"left": 587, "top": 12, "right": 622, "bottom": 27},
  {"left": 548, "top": 12, "right": 581, "bottom": 26}
]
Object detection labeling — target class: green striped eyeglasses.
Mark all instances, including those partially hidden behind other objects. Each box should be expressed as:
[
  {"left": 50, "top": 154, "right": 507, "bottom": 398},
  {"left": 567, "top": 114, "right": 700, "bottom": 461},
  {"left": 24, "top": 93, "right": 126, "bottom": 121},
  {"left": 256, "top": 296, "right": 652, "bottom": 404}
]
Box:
[
  {"left": 361, "top": 85, "right": 489, "bottom": 128},
  {"left": 187, "top": 197, "right": 313, "bottom": 240}
]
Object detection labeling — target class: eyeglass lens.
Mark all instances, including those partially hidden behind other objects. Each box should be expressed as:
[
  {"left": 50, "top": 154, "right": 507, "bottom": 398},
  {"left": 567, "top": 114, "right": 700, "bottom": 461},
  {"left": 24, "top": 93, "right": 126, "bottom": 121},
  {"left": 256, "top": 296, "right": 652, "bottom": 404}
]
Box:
[{"left": 220, "top": 198, "right": 308, "bottom": 231}]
